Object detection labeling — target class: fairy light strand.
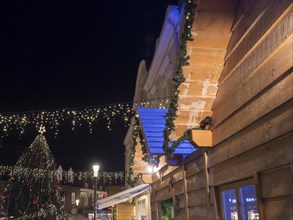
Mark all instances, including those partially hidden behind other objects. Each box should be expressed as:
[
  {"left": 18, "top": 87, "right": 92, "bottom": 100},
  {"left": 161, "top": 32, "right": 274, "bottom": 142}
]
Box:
[{"left": 0, "top": 97, "right": 170, "bottom": 138}]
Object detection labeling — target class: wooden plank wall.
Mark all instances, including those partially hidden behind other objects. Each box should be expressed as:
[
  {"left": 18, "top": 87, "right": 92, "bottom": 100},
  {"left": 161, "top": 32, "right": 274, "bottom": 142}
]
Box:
[
  {"left": 116, "top": 204, "right": 134, "bottom": 220},
  {"left": 150, "top": 151, "right": 209, "bottom": 220},
  {"left": 209, "top": 0, "right": 293, "bottom": 219},
  {"left": 150, "top": 1, "right": 292, "bottom": 219}
]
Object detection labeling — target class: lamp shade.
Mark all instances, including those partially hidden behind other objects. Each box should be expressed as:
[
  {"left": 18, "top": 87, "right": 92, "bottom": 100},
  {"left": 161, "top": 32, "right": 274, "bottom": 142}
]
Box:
[{"left": 93, "top": 165, "right": 100, "bottom": 177}]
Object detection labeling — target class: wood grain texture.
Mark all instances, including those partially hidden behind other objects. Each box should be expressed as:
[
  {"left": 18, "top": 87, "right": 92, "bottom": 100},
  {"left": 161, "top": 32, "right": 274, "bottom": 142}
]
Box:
[
  {"left": 215, "top": 7, "right": 292, "bottom": 107},
  {"left": 209, "top": 100, "right": 293, "bottom": 167},
  {"left": 213, "top": 73, "right": 293, "bottom": 145},
  {"left": 209, "top": 132, "right": 293, "bottom": 186},
  {"left": 212, "top": 36, "right": 293, "bottom": 125},
  {"left": 260, "top": 164, "right": 292, "bottom": 199}
]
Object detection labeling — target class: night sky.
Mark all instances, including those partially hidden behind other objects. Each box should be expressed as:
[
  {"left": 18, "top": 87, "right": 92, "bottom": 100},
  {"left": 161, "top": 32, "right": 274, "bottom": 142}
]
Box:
[{"left": 0, "top": 0, "right": 177, "bottom": 172}]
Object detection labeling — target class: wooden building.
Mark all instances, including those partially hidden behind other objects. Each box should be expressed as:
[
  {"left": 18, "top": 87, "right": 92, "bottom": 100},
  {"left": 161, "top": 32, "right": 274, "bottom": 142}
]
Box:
[{"left": 126, "top": 0, "right": 293, "bottom": 219}]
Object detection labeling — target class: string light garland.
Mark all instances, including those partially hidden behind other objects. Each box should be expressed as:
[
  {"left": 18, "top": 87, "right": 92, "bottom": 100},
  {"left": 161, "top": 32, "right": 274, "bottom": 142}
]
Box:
[
  {"left": 0, "top": 98, "right": 170, "bottom": 138},
  {"left": 163, "top": 0, "right": 196, "bottom": 156},
  {"left": 80, "top": 190, "right": 107, "bottom": 201}
]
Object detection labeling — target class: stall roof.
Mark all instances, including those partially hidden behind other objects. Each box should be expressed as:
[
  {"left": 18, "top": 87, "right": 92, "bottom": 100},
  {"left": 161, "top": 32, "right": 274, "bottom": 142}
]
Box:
[
  {"left": 97, "top": 184, "right": 150, "bottom": 210},
  {"left": 137, "top": 108, "right": 196, "bottom": 158}
]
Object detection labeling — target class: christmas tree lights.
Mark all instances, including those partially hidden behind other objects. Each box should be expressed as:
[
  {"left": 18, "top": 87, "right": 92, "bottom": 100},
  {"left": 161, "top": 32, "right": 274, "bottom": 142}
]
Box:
[{"left": 0, "top": 134, "right": 67, "bottom": 219}]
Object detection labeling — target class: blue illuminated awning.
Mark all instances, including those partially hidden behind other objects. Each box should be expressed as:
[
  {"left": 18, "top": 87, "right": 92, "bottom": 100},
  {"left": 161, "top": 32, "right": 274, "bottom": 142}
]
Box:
[{"left": 137, "top": 108, "right": 196, "bottom": 158}]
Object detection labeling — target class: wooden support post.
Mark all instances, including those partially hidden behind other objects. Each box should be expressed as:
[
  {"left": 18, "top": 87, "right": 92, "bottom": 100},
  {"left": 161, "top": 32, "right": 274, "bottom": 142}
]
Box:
[
  {"left": 155, "top": 201, "right": 159, "bottom": 220},
  {"left": 204, "top": 151, "right": 211, "bottom": 220},
  {"left": 183, "top": 165, "right": 190, "bottom": 220},
  {"left": 254, "top": 173, "right": 265, "bottom": 220}
]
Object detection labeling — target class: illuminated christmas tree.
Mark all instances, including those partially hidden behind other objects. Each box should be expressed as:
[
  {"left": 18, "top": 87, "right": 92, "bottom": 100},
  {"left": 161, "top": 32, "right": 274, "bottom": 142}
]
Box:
[{"left": 1, "top": 129, "right": 67, "bottom": 219}]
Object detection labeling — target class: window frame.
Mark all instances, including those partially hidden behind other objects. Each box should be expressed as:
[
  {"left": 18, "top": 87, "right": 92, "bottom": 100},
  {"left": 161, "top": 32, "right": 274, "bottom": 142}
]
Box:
[{"left": 218, "top": 178, "right": 260, "bottom": 220}]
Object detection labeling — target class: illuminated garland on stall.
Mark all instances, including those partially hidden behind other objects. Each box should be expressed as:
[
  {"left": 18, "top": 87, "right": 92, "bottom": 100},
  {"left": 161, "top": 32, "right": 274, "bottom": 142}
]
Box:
[
  {"left": 163, "top": 0, "right": 196, "bottom": 156},
  {"left": 0, "top": 98, "right": 170, "bottom": 138},
  {"left": 127, "top": 0, "right": 196, "bottom": 184},
  {"left": 0, "top": 165, "right": 124, "bottom": 185},
  {"left": 126, "top": 115, "right": 148, "bottom": 187}
]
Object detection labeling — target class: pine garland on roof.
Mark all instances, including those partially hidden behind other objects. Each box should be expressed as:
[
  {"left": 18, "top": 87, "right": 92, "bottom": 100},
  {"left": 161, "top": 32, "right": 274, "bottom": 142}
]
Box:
[{"left": 163, "top": 0, "right": 196, "bottom": 156}]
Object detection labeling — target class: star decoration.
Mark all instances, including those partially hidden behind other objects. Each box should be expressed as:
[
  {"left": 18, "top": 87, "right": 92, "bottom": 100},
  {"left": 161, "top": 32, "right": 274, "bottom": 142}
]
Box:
[{"left": 38, "top": 126, "right": 46, "bottom": 134}]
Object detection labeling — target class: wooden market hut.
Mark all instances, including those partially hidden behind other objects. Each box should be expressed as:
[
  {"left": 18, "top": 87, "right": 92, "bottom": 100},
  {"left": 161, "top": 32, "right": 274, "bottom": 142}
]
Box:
[{"left": 126, "top": 0, "right": 292, "bottom": 219}]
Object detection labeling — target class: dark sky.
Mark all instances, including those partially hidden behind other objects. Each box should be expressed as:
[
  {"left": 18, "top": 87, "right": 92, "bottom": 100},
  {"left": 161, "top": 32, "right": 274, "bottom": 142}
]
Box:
[{"left": 0, "top": 0, "right": 178, "bottom": 172}]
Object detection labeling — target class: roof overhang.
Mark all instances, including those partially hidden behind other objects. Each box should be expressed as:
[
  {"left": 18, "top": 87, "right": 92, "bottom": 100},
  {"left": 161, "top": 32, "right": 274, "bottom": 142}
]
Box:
[
  {"left": 97, "top": 184, "right": 150, "bottom": 210},
  {"left": 137, "top": 108, "right": 196, "bottom": 160}
]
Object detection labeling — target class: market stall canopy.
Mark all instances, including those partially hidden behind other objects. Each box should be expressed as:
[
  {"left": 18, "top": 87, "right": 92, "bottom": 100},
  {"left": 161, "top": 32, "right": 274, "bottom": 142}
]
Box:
[
  {"left": 97, "top": 184, "right": 150, "bottom": 210},
  {"left": 137, "top": 108, "right": 196, "bottom": 158}
]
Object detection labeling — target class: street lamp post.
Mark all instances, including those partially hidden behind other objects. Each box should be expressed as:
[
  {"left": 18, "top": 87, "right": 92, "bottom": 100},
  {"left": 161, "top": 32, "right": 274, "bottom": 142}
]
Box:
[
  {"left": 93, "top": 164, "right": 100, "bottom": 220},
  {"left": 75, "top": 199, "right": 79, "bottom": 220}
]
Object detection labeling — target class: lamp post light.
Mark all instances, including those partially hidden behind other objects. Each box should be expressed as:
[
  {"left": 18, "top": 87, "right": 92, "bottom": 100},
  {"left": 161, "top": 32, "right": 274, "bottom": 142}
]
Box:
[
  {"left": 75, "top": 199, "right": 79, "bottom": 220},
  {"left": 93, "top": 164, "right": 100, "bottom": 220}
]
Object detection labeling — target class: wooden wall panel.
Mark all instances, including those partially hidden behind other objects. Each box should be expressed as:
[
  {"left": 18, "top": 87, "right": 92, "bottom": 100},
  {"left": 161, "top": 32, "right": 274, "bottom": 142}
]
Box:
[
  {"left": 260, "top": 164, "right": 292, "bottom": 199},
  {"left": 186, "top": 171, "right": 206, "bottom": 192},
  {"left": 152, "top": 177, "right": 169, "bottom": 192},
  {"left": 176, "top": 193, "right": 186, "bottom": 209},
  {"left": 116, "top": 204, "right": 134, "bottom": 220},
  {"left": 172, "top": 167, "right": 184, "bottom": 183},
  {"left": 183, "top": 65, "right": 220, "bottom": 83},
  {"left": 209, "top": 100, "right": 293, "bottom": 167},
  {"left": 152, "top": 167, "right": 181, "bottom": 191},
  {"left": 174, "top": 208, "right": 187, "bottom": 220},
  {"left": 188, "top": 188, "right": 207, "bottom": 207},
  {"left": 213, "top": 73, "right": 293, "bottom": 145},
  {"left": 196, "top": 0, "right": 237, "bottom": 12},
  {"left": 189, "top": 205, "right": 207, "bottom": 220},
  {"left": 263, "top": 196, "right": 293, "bottom": 220},
  {"left": 209, "top": 132, "right": 292, "bottom": 186},
  {"left": 185, "top": 156, "right": 204, "bottom": 177},
  {"left": 224, "top": 0, "right": 290, "bottom": 74},
  {"left": 179, "top": 81, "right": 217, "bottom": 97},
  {"left": 189, "top": 48, "right": 226, "bottom": 67},
  {"left": 227, "top": 0, "right": 255, "bottom": 50},
  {"left": 213, "top": 37, "right": 293, "bottom": 126},
  {"left": 215, "top": 7, "right": 292, "bottom": 107},
  {"left": 173, "top": 180, "right": 185, "bottom": 195},
  {"left": 155, "top": 187, "right": 172, "bottom": 202}
]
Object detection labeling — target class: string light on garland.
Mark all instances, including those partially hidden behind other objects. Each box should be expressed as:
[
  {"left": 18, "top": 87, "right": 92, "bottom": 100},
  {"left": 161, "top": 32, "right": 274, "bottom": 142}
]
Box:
[
  {"left": 163, "top": 0, "right": 196, "bottom": 156},
  {"left": 126, "top": 0, "right": 196, "bottom": 185},
  {"left": 126, "top": 114, "right": 149, "bottom": 187}
]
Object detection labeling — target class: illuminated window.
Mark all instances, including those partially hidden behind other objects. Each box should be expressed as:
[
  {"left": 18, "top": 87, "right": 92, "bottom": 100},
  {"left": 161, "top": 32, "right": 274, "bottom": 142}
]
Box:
[
  {"left": 71, "top": 192, "right": 76, "bottom": 205},
  {"left": 219, "top": 180, "right": 259, "bottom": 220},
  {"left": 137, "top": 198, "right": 146, "bottom": 219}
]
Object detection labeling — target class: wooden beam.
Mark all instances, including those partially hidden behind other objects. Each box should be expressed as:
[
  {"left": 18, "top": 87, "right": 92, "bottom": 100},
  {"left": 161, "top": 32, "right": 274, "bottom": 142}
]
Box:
[{"left": 190, "top": 130, "right": 212, "bottom": 148}]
